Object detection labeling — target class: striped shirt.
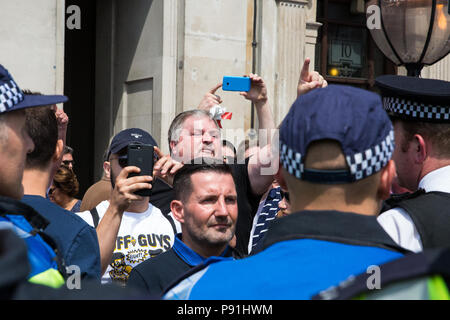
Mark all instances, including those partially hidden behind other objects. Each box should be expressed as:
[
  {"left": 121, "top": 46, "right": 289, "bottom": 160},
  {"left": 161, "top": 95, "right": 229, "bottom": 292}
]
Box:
[{"left": 248, "top": 187, "right": 281, "bottom": 253}]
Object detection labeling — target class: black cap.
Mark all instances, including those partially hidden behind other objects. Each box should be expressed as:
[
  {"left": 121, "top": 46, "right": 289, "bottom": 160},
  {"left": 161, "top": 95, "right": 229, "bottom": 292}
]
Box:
[
  {"left": 107, "top": 128, "right": 158, "bottom": 159},
  {"left": 375, "top": 75, "right": 450, "bottom": 123}
]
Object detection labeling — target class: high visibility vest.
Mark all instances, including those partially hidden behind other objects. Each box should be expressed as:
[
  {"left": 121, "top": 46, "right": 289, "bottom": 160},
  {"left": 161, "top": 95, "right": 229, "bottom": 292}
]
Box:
[{"left": 0, "top": 196, "right": 65, "bottom": 288}]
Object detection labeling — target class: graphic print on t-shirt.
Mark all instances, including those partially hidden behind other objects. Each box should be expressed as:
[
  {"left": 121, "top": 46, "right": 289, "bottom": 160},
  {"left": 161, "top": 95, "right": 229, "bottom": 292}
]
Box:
[
  {"left": 109, "top": 233, "right": 173, "bottom": 285},
  {"left": 75, "top": 200, "right": 175, "bottom": 285},
  {"left": 110, "top": 232, "right": 173, "bottom": 285}
]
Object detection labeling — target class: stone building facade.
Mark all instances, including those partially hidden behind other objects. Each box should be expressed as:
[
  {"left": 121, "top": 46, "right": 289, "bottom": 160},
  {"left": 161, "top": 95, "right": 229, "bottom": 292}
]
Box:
[{"left": 0, "top": 0, "right": 448, "bottom": 192}]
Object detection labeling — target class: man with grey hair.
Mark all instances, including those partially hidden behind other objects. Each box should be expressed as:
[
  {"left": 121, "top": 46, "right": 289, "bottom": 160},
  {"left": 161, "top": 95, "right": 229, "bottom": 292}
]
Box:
[
  {"left": 164, "top": 83, "right": 407, "bottom": 300},
  {"left": 161, "top": 64, "right": 326, "bottom": 255},
  {"left": 168, "top": 109, "right": 222, "bottom": 161},
  {"left": 159, "top": 74, "right": 277, "bottom": 256}
]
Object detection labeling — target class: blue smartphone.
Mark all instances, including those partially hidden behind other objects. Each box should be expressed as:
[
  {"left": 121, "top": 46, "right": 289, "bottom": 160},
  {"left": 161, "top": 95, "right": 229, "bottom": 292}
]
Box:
[{"left": 222, "top": 76, "right": 251, "bottom": 92}]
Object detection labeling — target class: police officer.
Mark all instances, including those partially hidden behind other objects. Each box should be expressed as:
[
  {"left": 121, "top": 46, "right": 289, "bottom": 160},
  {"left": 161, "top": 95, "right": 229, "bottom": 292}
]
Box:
[
  {"left": 376, "top": 75, "right": 450, "bottom": 252},
  {"left": 0, "top": 64, "right": 68, "bottom": 288}
]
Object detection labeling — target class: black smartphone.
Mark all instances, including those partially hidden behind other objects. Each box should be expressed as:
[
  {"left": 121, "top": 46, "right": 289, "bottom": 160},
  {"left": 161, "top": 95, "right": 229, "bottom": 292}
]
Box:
[{"left": 127, "top": 143, "right": 154, "bottom": 197}]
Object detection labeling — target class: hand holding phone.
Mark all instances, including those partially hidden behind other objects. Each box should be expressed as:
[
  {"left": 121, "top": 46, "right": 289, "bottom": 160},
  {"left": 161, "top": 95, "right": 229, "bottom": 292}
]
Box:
[{"left": 127, "top": 143, "right": 154, "bottom": 197}]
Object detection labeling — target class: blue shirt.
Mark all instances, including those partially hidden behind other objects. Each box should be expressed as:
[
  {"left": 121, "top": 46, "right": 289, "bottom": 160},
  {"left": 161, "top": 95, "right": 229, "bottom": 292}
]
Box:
[
  {"left": 172, "top": 234, "right": 233, "bottom": 266},
  {"left": 21, "top": 195, "right": 101, "bottom": 280},
  {"left": 127, "top": 233, "right": 234, "bottom": 297},
  {"left": 164, "top": 211, "right": 407, "bottom": 299}
]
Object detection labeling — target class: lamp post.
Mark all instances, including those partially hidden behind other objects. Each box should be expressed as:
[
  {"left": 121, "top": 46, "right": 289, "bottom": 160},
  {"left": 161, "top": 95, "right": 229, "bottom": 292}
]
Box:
[{"left": 366, "top": 0, "right": 450, "bottom": 76}]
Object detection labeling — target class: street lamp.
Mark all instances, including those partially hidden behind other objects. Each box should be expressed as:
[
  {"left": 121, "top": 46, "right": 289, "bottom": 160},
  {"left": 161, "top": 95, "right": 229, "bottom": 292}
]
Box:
[{"left": 366, "top": 0, "right": 450, "bottom": 76}]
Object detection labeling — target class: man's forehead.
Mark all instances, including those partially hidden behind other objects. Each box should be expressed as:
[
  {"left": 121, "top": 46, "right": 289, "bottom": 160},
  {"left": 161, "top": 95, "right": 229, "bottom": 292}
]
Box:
[
  {"left": 182, "top": 115, "right": 217, "bottom": 130},
  {"left": 190, "top": 171, "right": 235, "bottom": 191}
]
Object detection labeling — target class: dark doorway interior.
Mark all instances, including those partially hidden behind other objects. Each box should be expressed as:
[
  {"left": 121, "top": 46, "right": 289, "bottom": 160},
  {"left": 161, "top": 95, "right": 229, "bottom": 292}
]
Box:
[{"left": 64, "top": 0, "right": 96, "bottom": 197}]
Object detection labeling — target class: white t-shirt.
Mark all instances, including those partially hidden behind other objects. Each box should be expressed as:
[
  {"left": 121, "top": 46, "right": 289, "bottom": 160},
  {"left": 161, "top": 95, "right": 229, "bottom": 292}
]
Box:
[{"left": 77, "top": 200, "right": 175, "bottom": 285}]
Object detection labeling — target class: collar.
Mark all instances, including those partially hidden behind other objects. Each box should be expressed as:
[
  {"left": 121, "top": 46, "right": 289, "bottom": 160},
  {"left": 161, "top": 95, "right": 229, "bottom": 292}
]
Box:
[
  {"left": 267, "top": 187, "right": 281, "bottom": 200},
  {"left": 419, "top": 165, "right": 450, "bottom": 193},
  {"left": 172, "top": 234, "right": 232, "bottom": 266},
  {"left": 261, "top": 210, "right": 408, "bottom": 253},
  {"left": 0, "top": 229, "right": 30, "bottom": 295},
  {"left": 0, "top": 195, "right": 49, "bottom": 230}
]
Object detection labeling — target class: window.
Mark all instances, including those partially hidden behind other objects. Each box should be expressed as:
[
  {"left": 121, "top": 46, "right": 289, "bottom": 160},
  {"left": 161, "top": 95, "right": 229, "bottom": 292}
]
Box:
[{"left": 315, "top": 0, "right": 396, "bottom": 90}]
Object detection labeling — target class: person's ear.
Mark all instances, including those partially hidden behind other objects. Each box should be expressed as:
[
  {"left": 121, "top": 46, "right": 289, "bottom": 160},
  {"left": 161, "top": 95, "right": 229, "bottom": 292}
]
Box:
[
  {"left": 413, "top": 134, "right": 428, "bottom": 164},
  {"left": 276, "top": 166, "right": 289, "bottom": 192},
  {"left": 170, "top": 200, "right": 185, "bottom": 224},
  {"left": 54, "top": 139, "right": 64, "bottom": 163},
  {"left": 103, "top": 161, "right": 111, "bottom": 179},
  {"left": 378, "top": 160, "right": 396, "bottom": 200},
  {"left": 169, "top": 140, "right": 178, "bottom": 154}
]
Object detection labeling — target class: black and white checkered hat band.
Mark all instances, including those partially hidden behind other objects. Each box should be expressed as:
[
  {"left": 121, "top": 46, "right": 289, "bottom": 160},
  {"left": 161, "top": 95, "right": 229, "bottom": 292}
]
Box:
[
  {"left": 280, "top": 130, "right": 394, "bottom": 182},
  {"left": 383, "top": 97, "right": 450, "bottom": 121},
  {"left": 0, "top": 79, "right": 24, "bottom": 113},
  {"left": 346, "top": 130, "right": 394, "bottom": 181},
  {"left": 280, "top": 143, "right": 303, "bottom": 179}
]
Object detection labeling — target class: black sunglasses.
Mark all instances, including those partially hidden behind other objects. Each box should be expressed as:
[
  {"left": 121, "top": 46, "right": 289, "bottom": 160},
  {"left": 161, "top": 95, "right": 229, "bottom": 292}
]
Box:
[
  {"left": 280, "top": 190, "right": 290, "bottom": 203},
  {"left": 62, "top": 160, "right": 75, "bottom": 166},
  {"left": 112, "top": 155, "right": 128, "bottom": 168}
]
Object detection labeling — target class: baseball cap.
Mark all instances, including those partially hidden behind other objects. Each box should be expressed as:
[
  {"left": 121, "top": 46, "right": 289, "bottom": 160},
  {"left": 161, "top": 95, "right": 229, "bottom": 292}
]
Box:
[
  {"left": 375, "top": 75, "right": 450, "bottom": 123},
  {"left": 279, "top": 85, "right": 394, "bottom": 184},
  {"left": 0, "top": 65, "right": 68, "bottom": 113},
  {"left": 107, "top": 128, "right": 158, "bottom": 159}
]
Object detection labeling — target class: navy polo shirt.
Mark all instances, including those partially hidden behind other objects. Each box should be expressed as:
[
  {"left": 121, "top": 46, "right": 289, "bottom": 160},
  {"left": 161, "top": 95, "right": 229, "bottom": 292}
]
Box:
[{"left": 127, "top": 233, "right": 234, "bottom": 297}]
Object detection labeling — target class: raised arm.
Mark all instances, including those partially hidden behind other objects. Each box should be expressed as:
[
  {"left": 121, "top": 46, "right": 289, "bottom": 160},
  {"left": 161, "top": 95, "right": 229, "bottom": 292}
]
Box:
[
  {"left": 96, "top": 166, "right": 152, "bottom": 275},
  {"left": 297, "top": 58, "right": 327, "bottom": 97}
]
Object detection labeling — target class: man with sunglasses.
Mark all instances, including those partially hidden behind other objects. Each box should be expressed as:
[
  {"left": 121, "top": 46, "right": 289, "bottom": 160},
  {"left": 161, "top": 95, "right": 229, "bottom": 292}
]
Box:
[
  {"left": 77, "top": 128, "right": 182, "bottom": 285},
  {"left": 61, "top": 145, "right": 75, "bottom": 170},
  {"left": 277, "top": 189, "right": 291, "bottom": 218}
]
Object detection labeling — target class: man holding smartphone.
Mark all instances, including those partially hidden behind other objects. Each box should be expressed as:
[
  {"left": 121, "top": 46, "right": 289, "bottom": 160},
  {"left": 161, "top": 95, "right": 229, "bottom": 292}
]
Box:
[
  {"left": 77, "top": 128, "right": 181, "bottom": 285},
  {"left": 166, "top": 62, "right": 326, "bottom": 256}
]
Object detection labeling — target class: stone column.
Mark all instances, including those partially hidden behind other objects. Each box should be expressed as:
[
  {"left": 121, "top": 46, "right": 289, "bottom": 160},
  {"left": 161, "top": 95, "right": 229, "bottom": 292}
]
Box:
[
  {"left": 398, "top": 54, "right": 450, "bottom": 82},
  {"left": 160, "top": 0, "right": 179, "bottom": 153},
  {"left": 421, "top": 55, "right": 450, "bottom": 82},
  {"left": 273, "top": 0, "right": 319, "bottom": 127}
]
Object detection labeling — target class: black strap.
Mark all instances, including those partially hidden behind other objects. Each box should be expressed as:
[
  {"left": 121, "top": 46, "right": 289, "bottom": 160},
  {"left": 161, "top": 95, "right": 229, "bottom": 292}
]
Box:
[
  {"left": 163, "top": 212, "right": 178, "bottom": 235},
  {"left": 381, "top": 189, "right": 426, "bottom": 212},
  {"left": 89, "top": 207, "right": 100, "bottom": 228},
  {"left": 302, "top": 168, "right": 353, "bottom": 184}
]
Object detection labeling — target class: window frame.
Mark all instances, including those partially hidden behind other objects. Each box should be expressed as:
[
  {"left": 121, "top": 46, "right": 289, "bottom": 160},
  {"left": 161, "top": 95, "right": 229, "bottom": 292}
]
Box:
[{"left": 316, "top": 0, "right": 396, "bottom": 89}]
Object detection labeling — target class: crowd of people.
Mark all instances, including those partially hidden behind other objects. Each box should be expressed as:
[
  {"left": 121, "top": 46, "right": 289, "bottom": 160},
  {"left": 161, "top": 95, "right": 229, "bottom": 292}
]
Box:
[{"left": 0, "top": 56, "right": 449, "bottom": 300}]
